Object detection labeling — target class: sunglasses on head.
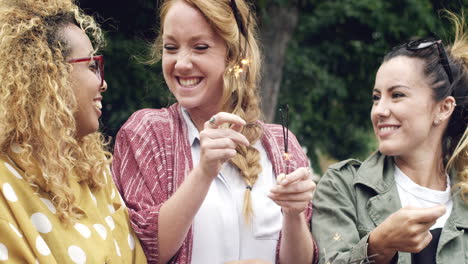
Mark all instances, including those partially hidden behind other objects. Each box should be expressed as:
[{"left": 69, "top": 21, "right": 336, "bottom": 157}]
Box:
[
  {"left": 68, "top": 55, "right": 105, "bottom": 87},
  {"left": 406, "top": 38, "right": 453, "bottom": 84}
]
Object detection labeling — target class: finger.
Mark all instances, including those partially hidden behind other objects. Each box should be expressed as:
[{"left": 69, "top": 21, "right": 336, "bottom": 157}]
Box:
[
  {"left": 410, "top": 205, "right": 446, "bottom": 223},
  {"left": 272, "top": 200, "right": 308, "bottom": 210},
  {"left": 268, "top": 191, "right": 313, "bottom": 202},
  {"left": 205, "top": 112, "right": 246, "bottom": 129},
  {"left": 200, "top": 128, "right": 249, "bottom": 146},
  {"left": 410, "top": 231, "right": 432, "bottom": 253},
  {"left": 202, "top": 137, "right": 238, "bottom": 150},
  {"left": 270, "top": 179, "right": 315, "bottom": 194},
  {"left": 202, "top": 148, "right": 237, "bottom": 162},
  {"left": 278, "top": 167, "right": 311, "bottom": 186}
]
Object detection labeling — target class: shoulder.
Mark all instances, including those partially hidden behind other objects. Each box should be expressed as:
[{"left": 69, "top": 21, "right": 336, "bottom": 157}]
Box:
[
  {"left": 261, "top": 122, "right": 300, "bottom": 143},
  {"left": 319, "top": 158, "right": 363, "bottom": 189},
  {"left": 117, "top": 104, "right": 181, "bottom": 138},
  {"left": 328, "top": 158, "right": 362, "bottom": 172}
]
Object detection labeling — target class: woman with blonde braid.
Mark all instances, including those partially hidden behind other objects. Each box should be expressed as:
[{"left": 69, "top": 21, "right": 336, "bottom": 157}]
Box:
[
  {"left": 112, "top": 0, "right": 317, "bottom": 263},
  {"left": 0, "top": 0, "right": 146, "bottom": 262},
  {"left": 312, "top": 12, "right": 468, "bottom": 264}
]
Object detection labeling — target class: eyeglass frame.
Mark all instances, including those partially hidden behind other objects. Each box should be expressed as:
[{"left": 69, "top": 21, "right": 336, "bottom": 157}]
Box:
[
  {"left": 68, "top": 55, "right": 105, "bottom": 88},
  {"left": 406, "top": 38, "right": 454, "bottom": 84}
]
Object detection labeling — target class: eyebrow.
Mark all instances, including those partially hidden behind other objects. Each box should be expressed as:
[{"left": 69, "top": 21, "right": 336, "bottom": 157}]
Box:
[
  {"left": 373, "top": 85, "right": 410, "bottom": 93},
  {"left": 163, "top": 34, "right": 213, "bottom": 42}
]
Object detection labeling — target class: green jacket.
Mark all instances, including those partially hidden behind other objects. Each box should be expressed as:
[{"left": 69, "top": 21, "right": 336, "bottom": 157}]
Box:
[{"left": 311, "top": 151, "right": 468, "bottom": 264}]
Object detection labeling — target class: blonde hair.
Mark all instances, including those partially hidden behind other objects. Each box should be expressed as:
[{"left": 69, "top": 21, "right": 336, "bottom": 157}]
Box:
[
  {"left": 151, "top": 0, "right": 263, "bottom": 222},
  {"left": 0, "top": 0, "right": 111, "bottom": 222},
  {"left": 448, "top": 128, "right": 468, "bottom": 202},
  {"left": 444, "top": 10, "right": 468, "bottom": 202}
]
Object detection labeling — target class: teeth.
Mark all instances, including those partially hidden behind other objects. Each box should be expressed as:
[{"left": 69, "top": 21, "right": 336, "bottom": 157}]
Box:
[
  {"left": 94, "top": 101, "right": 102, "bottom": 110},
  {"left": 179, "top": 78, "right": 201, "bottom": 87},
  {"left": 380, "top": 126, "right": 398, "bottom": 132}
]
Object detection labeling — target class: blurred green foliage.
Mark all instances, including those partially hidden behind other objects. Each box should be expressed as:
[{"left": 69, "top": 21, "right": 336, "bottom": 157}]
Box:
[{"left": 78, "top": 0, "right": 466, "bottom": 173}]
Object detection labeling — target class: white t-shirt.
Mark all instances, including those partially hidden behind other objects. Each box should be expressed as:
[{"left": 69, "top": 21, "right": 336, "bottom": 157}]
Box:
[
  {"left": 181, "top": 109, "right": 282, "bottom": 264},
  {"left": 394, "top": 166, "right": 453, "bottom": 229}
]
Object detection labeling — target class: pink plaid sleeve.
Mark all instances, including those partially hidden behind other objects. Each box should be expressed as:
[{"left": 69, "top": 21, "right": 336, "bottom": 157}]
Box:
[{"left": 112, "top": 112, "right": 172, "bottom": 263}]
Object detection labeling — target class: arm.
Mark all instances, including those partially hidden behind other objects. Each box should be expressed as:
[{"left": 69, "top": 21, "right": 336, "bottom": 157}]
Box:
[
  {"left": 311, "top": 164, "right": 371, "bottom": 264},
  {"left": 112, "top": 112, "right": 249, "bottom": 263},
  {"left": 311, "top": 163, "right": 445, "bottom": 264},
  {"left": 270, "top": 168, "right": 315, "bottom": 264},
  {"left": 266, "top": 128, "right": 316, "bottom": 264}
]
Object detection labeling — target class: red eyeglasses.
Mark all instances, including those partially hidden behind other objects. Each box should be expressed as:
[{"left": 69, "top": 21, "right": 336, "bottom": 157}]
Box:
[{"left": 68, "top": 55, "right": 105, "bottom": 87}]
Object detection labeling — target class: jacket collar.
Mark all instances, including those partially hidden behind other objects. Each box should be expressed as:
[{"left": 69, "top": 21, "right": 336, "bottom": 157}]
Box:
[
  {"left": 353, "top": 151, "right": 468, "bottom": 230},
  {"left": 353, "top": 151, "right": 395, "bottom": 194}
]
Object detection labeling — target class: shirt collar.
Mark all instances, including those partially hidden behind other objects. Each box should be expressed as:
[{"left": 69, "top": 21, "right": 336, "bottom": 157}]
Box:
[{"left": 181, "top": 107, "right": 200, "bottom": 146}]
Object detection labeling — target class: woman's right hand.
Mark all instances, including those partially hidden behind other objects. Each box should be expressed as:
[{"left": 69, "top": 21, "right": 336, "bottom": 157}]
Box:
[
  {"left": 368, "top": 204, "right": 446, "bottom": 262},
  {"left": 197, "top": 112, "right": 249, "bottom": 180}
]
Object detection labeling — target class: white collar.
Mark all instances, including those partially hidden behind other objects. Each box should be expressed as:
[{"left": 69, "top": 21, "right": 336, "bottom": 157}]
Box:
[{"left": 181, "top": 107, "right": 200, "bottom": 146}]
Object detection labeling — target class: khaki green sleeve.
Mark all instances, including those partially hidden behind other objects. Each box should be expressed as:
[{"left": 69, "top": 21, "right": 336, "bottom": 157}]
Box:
[{"left": 311, "top": 163, "right": 372, "bottom": 264}]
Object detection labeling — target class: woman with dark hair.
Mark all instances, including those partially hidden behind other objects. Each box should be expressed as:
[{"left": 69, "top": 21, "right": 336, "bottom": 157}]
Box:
[
  {"left": 0, "top": 0, "right": 146, "bottom": 262},
  {"left": 112, "top": 0, "right": 317, "bottom": 263},
  {"left": 312, "top": 12, "right": 468, "bottom": 264}
]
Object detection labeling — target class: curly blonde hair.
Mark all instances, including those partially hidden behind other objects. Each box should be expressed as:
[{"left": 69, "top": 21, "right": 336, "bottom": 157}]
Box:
[
  {"left": 0, "top": 0, "right": 111, "bottom": 222},
  {"left": 151, "top": 0, "right": 263, "bottom": 222}
]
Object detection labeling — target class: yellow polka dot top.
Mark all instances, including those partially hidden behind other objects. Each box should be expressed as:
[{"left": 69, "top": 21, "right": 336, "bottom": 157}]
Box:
[{"left": 0, "top": 148, "right": 147, "bottom": 263}]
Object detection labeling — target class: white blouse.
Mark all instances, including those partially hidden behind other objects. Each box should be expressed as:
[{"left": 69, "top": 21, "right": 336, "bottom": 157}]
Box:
[
  {"left": 395, "top": 166, "right": 453, "bottom": 229},
  {"left": 181, "top": 109, "right": 282, "bottom": 264}
]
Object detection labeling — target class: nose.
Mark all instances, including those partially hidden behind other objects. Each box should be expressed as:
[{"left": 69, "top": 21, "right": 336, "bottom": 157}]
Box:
[
  {"left": 372, "top": 98, "right": 391, "bottom": 118},
  {"left": 99, "top": 80, "right": 108, "bottom": 92},
  {"left": 174, "top": 51, "right": 193, "bottom": 73}
]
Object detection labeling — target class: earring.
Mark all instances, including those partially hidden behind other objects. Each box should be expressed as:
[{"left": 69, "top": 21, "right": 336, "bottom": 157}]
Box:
[{"left": 434, "top": 118, "right": 442, "bottom": 125}]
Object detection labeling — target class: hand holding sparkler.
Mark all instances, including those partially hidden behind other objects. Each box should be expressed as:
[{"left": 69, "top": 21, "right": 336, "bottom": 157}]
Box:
[{"left": 268, "top": 167, "right": 316, "bottom": 216}]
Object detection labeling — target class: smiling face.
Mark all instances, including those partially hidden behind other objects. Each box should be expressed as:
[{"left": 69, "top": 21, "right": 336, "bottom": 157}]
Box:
[
  {"left": 63, "top": 24, "right": 107, "bottom": 138},
  {"left": 161, "top": 0, "right": 227, "bottom": 117},
  {"left": 371, "top": 56, "right": 442, "bottom": 157}
]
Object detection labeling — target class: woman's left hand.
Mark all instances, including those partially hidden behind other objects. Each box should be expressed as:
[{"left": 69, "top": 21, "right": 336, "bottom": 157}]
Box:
[{"left": 268, "top": 167, "right": 316, "bottom": 216}]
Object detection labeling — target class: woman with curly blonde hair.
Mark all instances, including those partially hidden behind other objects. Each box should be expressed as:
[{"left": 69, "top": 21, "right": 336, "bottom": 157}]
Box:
[
  {"left": 0, "top": 0, "right": 146, "bottom": 262},
  {"left": 112, "top": 0, "right": 317, "bottom": 263}
]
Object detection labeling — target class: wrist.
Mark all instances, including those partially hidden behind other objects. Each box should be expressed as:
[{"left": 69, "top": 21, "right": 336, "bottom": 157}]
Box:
[
  {"left": 282, "top": 211, "right": 305, "bottom": 222},
  {"left": 368, "top": 229, "right": 396, "bottom": 261},
  {"left": 190, "top": 166, "right": 216, "bottom": 185}
]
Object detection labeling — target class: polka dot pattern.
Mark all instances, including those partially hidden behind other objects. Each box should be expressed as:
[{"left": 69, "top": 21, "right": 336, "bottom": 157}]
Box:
[
  {"left": 0, "top": 157, "right": 145, "bottom": 262},
  {"left": 74, "top": 223, "right": 91, "bottom": 239},
  {"left": 31, "top": 213, "right": 52, "bottom": 233},
  {"left": 105, "top": 216, "right": 115, "bottom": 231},
  {"left": 40, "top": 198, "right": 56, "bottom": 214},
  {"left": 4, "top": 163, "right": 23, "bottom": 179},
  {"left": 114, "top": 240, "right": 121, "bottom": 257},
  {"left": 35, "top": 235, "right": 51, "bottom": 256},
  {"left": 128, "top": 234, "right": 135, "bottom": 250},
  {"left": 3, "top": 183, "right": 18, "bottom": 202},
  {"left": 108, "top": 204, "right": 115, "bottom": 214},
  {"left": 93, "top": 224, "right": 107, "bottom": 240},
  {"left": 89, "top": 191, "right": 97, "bottom": 205},
  {"left": 9, "top": 223, "right": 22, "bottom": 238},
  {"left": 0, "top": 243, "right": 8, "bottom": 261},
  {"left": 68, "top": 245, "right": 86, "bottom": 264}
]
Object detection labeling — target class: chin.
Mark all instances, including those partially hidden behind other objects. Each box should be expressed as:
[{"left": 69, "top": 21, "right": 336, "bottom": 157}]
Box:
[{"left": 378, "top": 145, "right": 401, "bottom": 157}]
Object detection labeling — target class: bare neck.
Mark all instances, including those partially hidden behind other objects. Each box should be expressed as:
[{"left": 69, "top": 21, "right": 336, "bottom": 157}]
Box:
[
  {"left": 186, "top": 107, "right": 218, "bottom": 131},
  {"left": 394, "top": 148, "right": 446, "bottom": 191}
]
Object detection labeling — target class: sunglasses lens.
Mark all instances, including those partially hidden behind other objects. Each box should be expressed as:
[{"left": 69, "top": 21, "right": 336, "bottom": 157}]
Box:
[{"left": 408, "top": 40, "right": 435, "bottom": 50}]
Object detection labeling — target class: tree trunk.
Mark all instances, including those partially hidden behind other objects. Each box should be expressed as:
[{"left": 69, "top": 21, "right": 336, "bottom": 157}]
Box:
[{"left": 259, "top": 5, "right": 299, "bottom": 122}]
